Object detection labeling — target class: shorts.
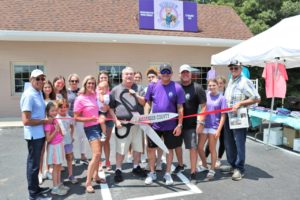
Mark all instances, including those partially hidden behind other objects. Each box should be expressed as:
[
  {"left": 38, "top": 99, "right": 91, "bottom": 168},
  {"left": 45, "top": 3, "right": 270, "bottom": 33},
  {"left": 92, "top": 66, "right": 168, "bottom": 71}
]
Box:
[
  {"left": 106, "top": 120, "right": 114, "bottom": 129},
  {"left": 147, "top": 130, "right": 183, "bottom": 150},
  {"left": 64, "top": 144, "right": 73, "bottom": 154},
  {"left": 48, "top": 142, "right": 65, "bottom": 165},
  {"left": 182, "top": 129, "right": 197, "bottom": 149},
  {"left": 203, "top": 128, "right": 217, "bottom": 134},
  {"left": 115, "top": 125, "right": 143, "bottom": 155},
  {"left": 84, "top": 124, "right": 102, "bottom": 142}
]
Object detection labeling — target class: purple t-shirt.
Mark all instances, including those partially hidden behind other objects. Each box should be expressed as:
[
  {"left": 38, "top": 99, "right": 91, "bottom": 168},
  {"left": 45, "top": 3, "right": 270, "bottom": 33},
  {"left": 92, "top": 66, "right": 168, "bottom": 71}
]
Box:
[
  {"left": 205, "top": 92, "right": 227, "bottom": 129},
  {"left": 145, "top": 80, "right": 185, "bottom": 131}
]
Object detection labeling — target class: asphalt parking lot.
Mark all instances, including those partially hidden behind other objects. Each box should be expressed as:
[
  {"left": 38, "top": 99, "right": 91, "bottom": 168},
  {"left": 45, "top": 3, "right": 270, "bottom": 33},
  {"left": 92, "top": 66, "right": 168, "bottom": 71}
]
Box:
[{"left": 0, "top": 127, "right": 299, "bottom": 200}]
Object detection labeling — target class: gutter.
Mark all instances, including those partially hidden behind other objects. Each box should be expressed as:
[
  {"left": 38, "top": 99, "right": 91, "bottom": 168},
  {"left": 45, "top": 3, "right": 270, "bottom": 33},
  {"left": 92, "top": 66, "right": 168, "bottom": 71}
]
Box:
[{"left": 0, "top": 30, "right": 243, "bottom": 47}]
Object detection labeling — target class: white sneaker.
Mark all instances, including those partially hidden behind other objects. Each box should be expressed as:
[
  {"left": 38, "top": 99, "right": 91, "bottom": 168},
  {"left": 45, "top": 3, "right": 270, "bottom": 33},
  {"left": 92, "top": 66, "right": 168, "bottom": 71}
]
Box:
[
  {"left": 145, "top": 172, "right": 157, "bottom": 185},
  {"left": 163, "top": 173, "right": 174, "bottom": 185},
  {"left": 197, "top": 165, "right": 209, "bottom": 173},
  {"left": 38, "top": 173, "right": 43, "bottom": 185},
  {"left": 215, "top": 160, "right": 221, "bottom": 168}
]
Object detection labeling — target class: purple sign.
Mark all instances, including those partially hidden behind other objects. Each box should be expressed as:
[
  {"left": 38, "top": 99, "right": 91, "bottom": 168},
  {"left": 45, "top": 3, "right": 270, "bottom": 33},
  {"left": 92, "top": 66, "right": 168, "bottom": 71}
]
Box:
[{"left": 139, "top": 0, "right": 198, "bottom": 32}]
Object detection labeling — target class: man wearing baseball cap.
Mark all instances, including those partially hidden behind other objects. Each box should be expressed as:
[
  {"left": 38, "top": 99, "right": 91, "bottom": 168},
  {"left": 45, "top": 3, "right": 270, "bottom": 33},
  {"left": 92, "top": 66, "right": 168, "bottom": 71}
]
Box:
[
  {"left": 221, "top": 60, "right": 260, "bottom": 181},
  {"left": 144, "top": 63, "right": 185, "bottom": 185},
  {"left": 20, "top": 69, "right": 52, "bottom": 200},
  {"left": 178, "top": 64, "right": 207, "bottom": 180}
]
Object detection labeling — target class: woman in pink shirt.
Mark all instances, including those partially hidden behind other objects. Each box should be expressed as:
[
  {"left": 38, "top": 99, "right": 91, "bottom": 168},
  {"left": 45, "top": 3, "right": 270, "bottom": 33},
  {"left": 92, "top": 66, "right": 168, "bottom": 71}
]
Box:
[{"left": 74, "top": 75, "right": 104, "bottom": 193}]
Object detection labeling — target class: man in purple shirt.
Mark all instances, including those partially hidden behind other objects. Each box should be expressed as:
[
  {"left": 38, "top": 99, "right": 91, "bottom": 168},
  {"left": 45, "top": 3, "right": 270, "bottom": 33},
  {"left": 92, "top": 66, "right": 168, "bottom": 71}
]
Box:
[{"left": 144, "top": 64, "right": 185, "bottom": 185}]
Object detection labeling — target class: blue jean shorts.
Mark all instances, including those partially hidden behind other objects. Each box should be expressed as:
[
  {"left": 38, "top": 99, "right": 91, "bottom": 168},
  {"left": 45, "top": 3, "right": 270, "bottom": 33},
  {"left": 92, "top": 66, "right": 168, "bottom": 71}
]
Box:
[{"left": 84, "top": 124, "right": 102, "bottom": 142}]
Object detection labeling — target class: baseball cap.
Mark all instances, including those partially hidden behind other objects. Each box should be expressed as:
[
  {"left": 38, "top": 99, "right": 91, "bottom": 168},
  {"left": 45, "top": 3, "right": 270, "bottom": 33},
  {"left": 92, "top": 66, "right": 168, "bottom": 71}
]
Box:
[
  {"left": 30, "top": 69, "right": 45, "bottom": 78},
  {"left": 159, "top": 63, "right": 173, "bottom": 73},
  {"left": 179, "top": 64, "right": 192, "bottom": 73},
  {"left": 228, "top": 60, "right": 241, "bottom": 67}
]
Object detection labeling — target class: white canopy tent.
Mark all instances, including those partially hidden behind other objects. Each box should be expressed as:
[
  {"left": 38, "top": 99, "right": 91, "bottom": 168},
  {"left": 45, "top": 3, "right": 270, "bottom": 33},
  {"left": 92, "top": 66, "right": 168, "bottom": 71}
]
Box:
[
  {"left": 211, "top": 14, "right": 300, "bottom": 148},
  {"left": 211, "top": 14, "right": 300, "bottom": 68}
]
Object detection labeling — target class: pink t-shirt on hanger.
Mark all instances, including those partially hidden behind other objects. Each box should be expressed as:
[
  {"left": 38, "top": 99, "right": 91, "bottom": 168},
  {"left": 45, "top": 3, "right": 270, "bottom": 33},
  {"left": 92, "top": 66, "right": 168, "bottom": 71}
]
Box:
[{"left": 262, "top": 62, "right": 288, "bottom": 98}]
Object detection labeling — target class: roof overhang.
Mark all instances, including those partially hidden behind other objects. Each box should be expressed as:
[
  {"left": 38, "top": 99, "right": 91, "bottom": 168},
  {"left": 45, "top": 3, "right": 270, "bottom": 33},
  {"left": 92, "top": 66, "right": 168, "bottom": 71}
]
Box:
[{"left": 0, "top": 30, "right": 243, "bottom": 47}]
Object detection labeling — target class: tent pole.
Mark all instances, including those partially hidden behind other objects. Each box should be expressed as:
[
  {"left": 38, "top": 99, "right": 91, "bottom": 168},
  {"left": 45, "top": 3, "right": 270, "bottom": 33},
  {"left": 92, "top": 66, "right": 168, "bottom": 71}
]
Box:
[{"left": 266, "top": 96, "right": 275, "bottom": 149}]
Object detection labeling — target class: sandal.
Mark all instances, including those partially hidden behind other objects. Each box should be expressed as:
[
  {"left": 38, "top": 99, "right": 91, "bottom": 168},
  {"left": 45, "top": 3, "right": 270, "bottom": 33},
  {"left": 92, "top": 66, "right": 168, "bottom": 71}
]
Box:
[
  {"left": 206, "top": 169, "right": 216, "bottom": 179},
  {"left": 93, "top": 177, "right": 106, "bottom": 184},
  {"left": 86, "top": 185, "right": 95, "bottom": 193}
]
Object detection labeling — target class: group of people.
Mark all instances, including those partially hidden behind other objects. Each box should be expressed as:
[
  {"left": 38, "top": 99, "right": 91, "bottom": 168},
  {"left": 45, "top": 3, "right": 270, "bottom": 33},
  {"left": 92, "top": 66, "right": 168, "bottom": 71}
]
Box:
[{"left": 20, "top": 60, "right": 260, "bottom": 200}]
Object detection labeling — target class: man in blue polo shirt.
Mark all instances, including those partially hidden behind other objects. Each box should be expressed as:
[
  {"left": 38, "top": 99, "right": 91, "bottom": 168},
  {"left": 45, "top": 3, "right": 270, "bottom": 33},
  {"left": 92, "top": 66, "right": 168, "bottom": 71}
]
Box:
[{"left": 20, "top": 69, "right": 52, "bottom": 200}]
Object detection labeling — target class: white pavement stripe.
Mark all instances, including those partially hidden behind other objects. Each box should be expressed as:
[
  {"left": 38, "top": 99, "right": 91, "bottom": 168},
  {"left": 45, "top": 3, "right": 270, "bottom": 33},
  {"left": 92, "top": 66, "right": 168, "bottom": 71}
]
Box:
[
  {"left": 98, "top": 170, "right": 112, "bottom": 200},
  {"left": 127, "top": 190, "right": 199, "bottom": 200},
  {"left": 171, "top": 164, "right": 202, "bottom": 194}
]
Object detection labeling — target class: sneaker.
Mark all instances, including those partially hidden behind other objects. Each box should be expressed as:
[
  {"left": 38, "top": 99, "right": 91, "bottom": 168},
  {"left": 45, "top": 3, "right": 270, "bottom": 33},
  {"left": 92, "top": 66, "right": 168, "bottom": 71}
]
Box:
[
  {"left": 206, "top": 169, "right": 216, "bottom": 179},
  {"left": 51, "top": 187, "right": 67, "bottom": 196},
  {"left": 44, "top": 171, "right": 52, "bottom": 180},
  {"left": 114, "top": 169, "right": 124, "bottom": 182},
  {"left": 59, "top": 183, "right": 69, "bottom": 191},
  {"left": 173, "top": 165, "right": 185, "bottom": 174},
  {"left": 145, "top": 172, "right": 157, "bottom": 185},
  {"left": 190, "top": 173, "right": 197, "bottom": 181},
  {"left": 197, "top": 165, "right": 208, "bottom": 173},
  {"left": 155, "top": 162, "right": 163, "bottom": 171},
  {"left": 36, "top": 187, "right": 51, "bottom": 195},
  {"left": 38, "top": 173, "right": 43, "bottom": 185},
  {"left": 100, "top": 133, "right": 106, "bottom": 142},
  {"left": 232, "top": 169, "right": 244, "bottom": 181},
  {"left": 132, "top": 165, "right": 147, "bottom": 177},
  {"left": 220, "top": 165, "right": 234, "bottom": 174},
  {"left": 163, "top": 173, "right": 174, "bottom": 185},
  {"left": 215, "top": 160, "right": 221, "bottom": 169},
  {"left": 68, "top": 175, "right": 78, "bottom": 184}
]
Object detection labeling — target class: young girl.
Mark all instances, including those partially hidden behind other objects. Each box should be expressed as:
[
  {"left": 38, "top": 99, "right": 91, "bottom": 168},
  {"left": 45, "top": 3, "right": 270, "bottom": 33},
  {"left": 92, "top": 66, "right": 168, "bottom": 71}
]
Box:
[
  {"left": 198, "top": 79, "right": 227, "bottom": 180},
  {"left": 97, "top": 81, "right": 110, "bottom": 142},
  {"left": 53, "top": 75, "right": 68, "bottom": 100},
  {"left": 38, "top": 80, "right": 56, "bottom": 184},
  {"left": 56, "top": 99, "right": 78, "bottom": 184},
  {"left": 44, "top": 102, "right": 68, "bottom": 196}
]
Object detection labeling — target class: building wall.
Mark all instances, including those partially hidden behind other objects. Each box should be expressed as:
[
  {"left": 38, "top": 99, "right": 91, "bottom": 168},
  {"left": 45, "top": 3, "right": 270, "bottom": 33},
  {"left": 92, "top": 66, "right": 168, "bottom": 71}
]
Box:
[{"left": 0, "top": 41, "right": 228, "bottom": 117}]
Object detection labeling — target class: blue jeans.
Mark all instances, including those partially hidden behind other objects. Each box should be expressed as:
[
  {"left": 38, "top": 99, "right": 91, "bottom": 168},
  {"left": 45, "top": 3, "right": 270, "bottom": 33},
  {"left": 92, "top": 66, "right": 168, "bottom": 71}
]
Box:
[
  {"left": 26, "top": 137, "right": 45, "bottom": 199},
  {"left": 224, "top": 115, "right": 247, "bottom": 173}
]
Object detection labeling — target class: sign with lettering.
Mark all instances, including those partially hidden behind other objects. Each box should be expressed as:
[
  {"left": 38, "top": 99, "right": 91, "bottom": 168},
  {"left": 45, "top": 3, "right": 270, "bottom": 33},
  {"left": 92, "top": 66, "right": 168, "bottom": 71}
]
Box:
[{"left": 139, "top": 0, "right": 198, "bottom": 32}]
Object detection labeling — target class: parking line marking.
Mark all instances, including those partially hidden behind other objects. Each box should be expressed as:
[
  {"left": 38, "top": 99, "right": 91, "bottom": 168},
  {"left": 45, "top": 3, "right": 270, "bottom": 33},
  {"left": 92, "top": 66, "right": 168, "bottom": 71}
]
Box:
[
  {"left": 127, "top": 190, "right": 200, "bottom": 200},
  {"left": 99, "top": 170, "right": 112, "bottom": 200}
]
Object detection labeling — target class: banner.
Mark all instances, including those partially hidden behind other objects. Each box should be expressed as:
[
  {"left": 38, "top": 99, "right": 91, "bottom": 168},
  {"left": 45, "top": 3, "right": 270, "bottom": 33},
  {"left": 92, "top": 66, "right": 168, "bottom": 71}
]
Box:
[{"left": 139, "top": 0, "right": 198, "bottom": 32}]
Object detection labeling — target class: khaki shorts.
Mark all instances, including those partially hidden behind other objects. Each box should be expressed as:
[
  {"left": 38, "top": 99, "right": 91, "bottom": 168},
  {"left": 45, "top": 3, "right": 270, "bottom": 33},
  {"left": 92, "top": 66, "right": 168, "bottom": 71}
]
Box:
[{"left": 115, "top": 125, "right": 143, "bottom": 155}]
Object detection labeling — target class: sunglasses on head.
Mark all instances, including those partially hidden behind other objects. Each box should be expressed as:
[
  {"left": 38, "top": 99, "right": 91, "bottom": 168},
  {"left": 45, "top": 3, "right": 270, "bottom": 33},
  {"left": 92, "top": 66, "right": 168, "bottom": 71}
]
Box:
[
  {"left": 229, "top": 66, "right": 240, "bottom": 71},
  {"left": 69, "top": 80, "right": 79, "bottom": 83},
  {"left": 35, "top": 77, "right": 45, "bottom": 82},
  {"left": 160, "top": 69, "right": 172, "bottom": 75}
]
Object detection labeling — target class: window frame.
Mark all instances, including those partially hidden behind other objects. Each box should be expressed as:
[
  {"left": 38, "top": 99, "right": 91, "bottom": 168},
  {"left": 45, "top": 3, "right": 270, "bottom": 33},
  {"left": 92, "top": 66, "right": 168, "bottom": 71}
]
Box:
[
  {"left": 10, "top": 62, "right": 45, "bottom": 96},
  {"left": 97, "top": 63, "right": 128, "bottom": 89}
]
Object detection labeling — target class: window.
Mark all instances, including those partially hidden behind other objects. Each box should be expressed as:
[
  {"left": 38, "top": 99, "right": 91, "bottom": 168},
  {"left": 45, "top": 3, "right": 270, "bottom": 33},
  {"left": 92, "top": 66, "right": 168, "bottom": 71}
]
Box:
[
  {"left": 99, "top": 64, "right": 126, "bottom": 88},
  {"left": 190, "top": 66, "right": 210, "bottom": 90},
  {"left": 12, "top": 63, "right": 44, "bottom": 95}
]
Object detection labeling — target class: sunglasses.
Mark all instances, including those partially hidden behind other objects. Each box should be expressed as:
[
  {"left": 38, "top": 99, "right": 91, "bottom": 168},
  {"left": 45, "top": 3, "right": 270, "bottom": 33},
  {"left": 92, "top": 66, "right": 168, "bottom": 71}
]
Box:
[
  {"left": 35, "top": 77, "right": 45, "bottom": 82},
  {"left": 229, "top": 66, "right": 240, "bottom": 71},
  {"left": 160, "top": 69, "right": 172, "bottom": 75},
  {"left": 69, "top": 80, "right": 79, "bottom": 83}
]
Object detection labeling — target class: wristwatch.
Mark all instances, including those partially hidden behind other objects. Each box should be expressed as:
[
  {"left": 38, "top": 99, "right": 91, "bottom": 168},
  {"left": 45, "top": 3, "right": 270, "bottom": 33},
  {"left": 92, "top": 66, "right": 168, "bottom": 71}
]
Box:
[{"left": 196, "top": 120, "right": 205, "bottom": 125}]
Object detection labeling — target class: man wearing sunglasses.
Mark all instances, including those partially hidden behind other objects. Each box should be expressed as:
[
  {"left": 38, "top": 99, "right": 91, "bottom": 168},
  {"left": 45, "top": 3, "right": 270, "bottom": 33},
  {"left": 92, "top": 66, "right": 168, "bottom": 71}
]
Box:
[
  {"left": 20, "top": 69, "right": 52, "bottom": 200},
  {"left": 222, "top": 60, "right": 260, "bottom": 181},
  {"left": 144, "top": 64, "right": 185, "bottom": 185}
]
